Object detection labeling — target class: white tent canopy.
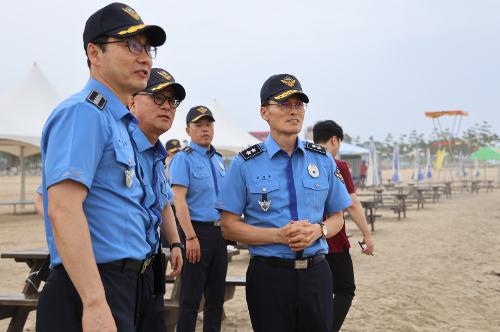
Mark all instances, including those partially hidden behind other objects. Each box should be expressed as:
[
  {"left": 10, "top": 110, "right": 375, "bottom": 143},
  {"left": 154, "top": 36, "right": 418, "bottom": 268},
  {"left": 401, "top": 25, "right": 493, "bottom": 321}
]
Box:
[
  {"left": 0, "top": 63, "right": 60, "bottom": 201},
  {"left": 160, "top": 99, "right": 260, "bottom": 155},
  {"left": 0, "top": 62, "right": 60, "bottom": 140},
  {"left": 0, "top": 135, "right": 40, "bottom": 157},
  {"left": 339, "top": 143, "right": 369, "bottom": 157}
]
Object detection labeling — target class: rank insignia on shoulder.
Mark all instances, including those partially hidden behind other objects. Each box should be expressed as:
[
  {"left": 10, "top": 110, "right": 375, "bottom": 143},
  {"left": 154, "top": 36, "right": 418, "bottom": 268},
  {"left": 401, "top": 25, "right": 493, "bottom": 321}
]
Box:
[
  {"left": 86, "top": 90, "right": 107, "bottom": 110},
  {"left": 304, "top": 142, "right": 326, "bottom": 155},
  {"left": 335, "top": 168, "right": 345, "bottom": 184},
  {"left": 182, "top": 146, "right": 193, "bottom": 153},
  {"left": 239, "top": 144, "right": 263, "bottom": 161}
]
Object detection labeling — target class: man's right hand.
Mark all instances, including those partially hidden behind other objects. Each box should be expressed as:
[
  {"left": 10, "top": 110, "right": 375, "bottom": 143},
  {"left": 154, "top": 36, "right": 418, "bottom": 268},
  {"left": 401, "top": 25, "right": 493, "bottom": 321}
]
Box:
[
  {"left": 82, "top": 300, "right": 116, "bottom": 332},
  {"left": 186, "top": 237, "right": 201, "bottom": 263}
]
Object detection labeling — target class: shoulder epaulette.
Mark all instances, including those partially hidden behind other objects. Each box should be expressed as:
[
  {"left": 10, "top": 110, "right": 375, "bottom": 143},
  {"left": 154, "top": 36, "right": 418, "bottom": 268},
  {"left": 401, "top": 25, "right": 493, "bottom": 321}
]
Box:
[
  {"left": 181, "top": 146, "right": 193, "bottom": 153},
  {"left": 239, "top": 144, "right": 263, "bottom": 161},
  {"left": 335, "top": 167, "right": 345, "bottom": 184},
  {"left": 86, "top": 90, "right": 107, "bottom": 110},
  {"left": 304, "top": 142, "right": 326, "bottom": 155}
]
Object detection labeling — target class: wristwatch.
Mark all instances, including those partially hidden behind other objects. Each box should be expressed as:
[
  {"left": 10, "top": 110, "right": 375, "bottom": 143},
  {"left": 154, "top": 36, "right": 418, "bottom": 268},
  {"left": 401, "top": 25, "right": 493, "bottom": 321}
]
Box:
[
  {"left": 319, "top": 222, "right": 328, "bottom": 239},
  {"left": 170, "top": 242, "right": 185, "bottom": 251}
]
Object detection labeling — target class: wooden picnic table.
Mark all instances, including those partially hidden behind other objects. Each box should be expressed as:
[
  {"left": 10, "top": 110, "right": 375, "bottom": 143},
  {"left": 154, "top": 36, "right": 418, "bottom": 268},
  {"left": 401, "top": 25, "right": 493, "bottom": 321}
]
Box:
[
  {"left": 0, "top": 201, "right": 36, "bottom": 214},
  {"left": 360, "top": 200, "right": 377, "bottom": 232},
  {"left": 1, "top": 247, "right": 241, "bottom": 332},
  {"left": 430, "top": 185, "right": 442, "bottom": 203},
  {"left": 471, "top": 180, "right": 481, "bottom": 194},
  {"left": 392, "top": 193, "right": 408, "bottom": 218},
  {"left": 443, "top": 181, "right": 452, "bottom": 198},
  {"left": 486, "top": 180, "right": 494, "bottom": 192}
]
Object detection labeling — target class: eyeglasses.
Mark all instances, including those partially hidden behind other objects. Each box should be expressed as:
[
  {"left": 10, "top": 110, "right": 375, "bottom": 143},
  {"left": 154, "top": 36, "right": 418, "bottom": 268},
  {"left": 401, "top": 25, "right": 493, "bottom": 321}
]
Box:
[
  {"left": 94, "top": 39, "right": 157, "bottom": 59},
  {"left": 136, "top": 93, "right": 182, "bottom": 109},
  {"left": 267, "top": 102, "right": 308, "bottom": 113}
]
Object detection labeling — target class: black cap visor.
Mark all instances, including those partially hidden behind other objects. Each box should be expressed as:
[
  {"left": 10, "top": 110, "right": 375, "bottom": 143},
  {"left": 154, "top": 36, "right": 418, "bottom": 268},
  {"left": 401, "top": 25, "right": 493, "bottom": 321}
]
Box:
[
  {"left": 145, "top": 82, "right": 186, "bottom": 100},
  {"left": 107, "top": 24, "right": 166, "bottom": 46},
  {"left": 270, "top": 89, "right": 309, "bottom": 104}
]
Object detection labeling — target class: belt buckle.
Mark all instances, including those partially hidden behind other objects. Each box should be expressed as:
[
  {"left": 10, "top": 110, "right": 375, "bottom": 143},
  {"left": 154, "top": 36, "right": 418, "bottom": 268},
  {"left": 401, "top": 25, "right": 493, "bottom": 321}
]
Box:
[
  {"left": 294, "top": 259, "right": 308, "bottom": 270},
  {"left": 141, "top": 256, "right": 153, "bottom": 273}
]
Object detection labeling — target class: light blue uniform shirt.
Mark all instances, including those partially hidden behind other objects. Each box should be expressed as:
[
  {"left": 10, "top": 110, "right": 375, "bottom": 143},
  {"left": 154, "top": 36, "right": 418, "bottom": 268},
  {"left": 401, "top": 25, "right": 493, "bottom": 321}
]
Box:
[
  {"left": 168, "top": 142, "right": 226, "bottom": 222},
  {"left": 216, "top": 135, "right": 352, "bottom": 259},
  {"left": 129, "top": 124, "right": 174, "bottom": 254},
  {"left": 41, "top": 78, "right": 151, "bottom": 267}
]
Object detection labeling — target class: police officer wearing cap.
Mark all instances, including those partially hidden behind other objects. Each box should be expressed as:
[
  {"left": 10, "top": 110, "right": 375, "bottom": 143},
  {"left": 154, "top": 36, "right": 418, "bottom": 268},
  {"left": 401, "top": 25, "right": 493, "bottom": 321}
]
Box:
[
  {"left": 165, "top": 139, "right": 182, "bottom": 177},
  {"left": 129, "top": 68, "right": 187, "bottom": 331},
  {"left": 216, "top": 74, "right": 352, "bottom": 332},
  {"left": 37, "top": 3, "right": 166, "bottom": 331},
  {"left": 169, "top": 106, "right": 228, "bottom": 332}
]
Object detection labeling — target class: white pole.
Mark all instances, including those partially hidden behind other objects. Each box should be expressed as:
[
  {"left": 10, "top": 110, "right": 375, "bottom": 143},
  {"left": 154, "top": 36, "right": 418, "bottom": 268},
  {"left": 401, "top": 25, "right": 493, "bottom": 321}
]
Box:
[{"left": 20, "top": 145, "right": 26, "bottom": 202}]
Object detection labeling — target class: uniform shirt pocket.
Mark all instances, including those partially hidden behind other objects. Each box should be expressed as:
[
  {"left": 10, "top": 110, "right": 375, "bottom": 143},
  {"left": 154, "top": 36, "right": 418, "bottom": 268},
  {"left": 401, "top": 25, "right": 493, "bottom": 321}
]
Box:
[
  {"left": 248, "top": 181, "right": 280, "bottom": 212},
  {"left": 302, "top": 177, "right": 329, "bottom": 211},
  {"left": 103, "top": 144, "right": 137, "bottom": 189},
  {"left": 192, "top": 166, "right": 210, "bottom": 179}
]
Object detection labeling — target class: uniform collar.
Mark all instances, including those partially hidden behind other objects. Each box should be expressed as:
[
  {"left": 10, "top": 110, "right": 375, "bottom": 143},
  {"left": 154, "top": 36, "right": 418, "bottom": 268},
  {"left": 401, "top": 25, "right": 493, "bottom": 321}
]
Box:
[
  {"left": 264, "top": 135, "right": 305, "bottom": 158},
  {"left": 130, "top": 125, "right": 167, "bottom": 158},
  {"left": 189, "top": 142, "right": 218, "bottom": 156},
  {"left": 84, "top": 78, "right": 130, "bottom": 121}
]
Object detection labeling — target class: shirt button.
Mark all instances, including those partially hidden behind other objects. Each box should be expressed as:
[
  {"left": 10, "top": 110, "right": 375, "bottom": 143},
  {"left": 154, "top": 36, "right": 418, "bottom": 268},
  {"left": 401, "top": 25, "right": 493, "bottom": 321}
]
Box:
[
  {"left": 262, "top": 188, "right": 267, "bottom": 192},
  {"left": 128, "top": 158, "right": 132, "bottom": 165},
  {"left": 315, "top": 184, "right": 320, "bottom": 189}
]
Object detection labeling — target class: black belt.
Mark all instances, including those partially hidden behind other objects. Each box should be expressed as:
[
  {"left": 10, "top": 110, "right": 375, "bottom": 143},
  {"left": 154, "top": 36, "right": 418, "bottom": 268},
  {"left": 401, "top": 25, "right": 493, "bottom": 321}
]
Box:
[
  {"left": 103, "top": 256, "right": 155, "bottom": 274},
  {"left": 251, "top": 254, "right": 325, "bottom": 270},
  {"left": 191, "top": 220, "right": 221, "bottom": 227}
]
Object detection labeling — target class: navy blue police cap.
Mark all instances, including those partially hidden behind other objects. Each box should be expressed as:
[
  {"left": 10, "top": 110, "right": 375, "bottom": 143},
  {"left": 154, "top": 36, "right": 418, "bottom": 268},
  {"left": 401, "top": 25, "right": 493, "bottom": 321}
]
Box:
[
  {"left": 142, "top": 68, "right": 186, "bottom": 100},
  {"left": 260, "top": 74, "right": 309, "bottom": 106},
  {"left": 165, "top": 139, "right": 182, "bottom": 154},
  {"left": 83, "top": 2, "right": 166, "bottom": 52},
  {"left": 186, "top": 106, "right": 215, "bottom": 124}
]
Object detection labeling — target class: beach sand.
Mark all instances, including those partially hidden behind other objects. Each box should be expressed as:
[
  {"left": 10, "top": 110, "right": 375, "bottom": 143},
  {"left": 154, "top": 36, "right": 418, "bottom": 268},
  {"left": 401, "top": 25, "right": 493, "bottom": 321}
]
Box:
[{"left": 1, "top": 175, "right": 499, "bottom": 331}]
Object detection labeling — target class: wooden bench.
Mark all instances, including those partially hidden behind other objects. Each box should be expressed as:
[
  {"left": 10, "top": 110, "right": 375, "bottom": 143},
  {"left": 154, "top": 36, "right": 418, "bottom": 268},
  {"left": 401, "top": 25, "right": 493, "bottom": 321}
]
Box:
[
  {"left": 376, "top": 203, "right": 403, "bottom": 220},
  {"left": 0, "top": 294, "right": 38, "bottom": 332},
  {"left": 164, "top": 275, "right": 246, "bottom": 329},
  {"left": 0, "top": 292, "right": 180, "bottom": 332},
  {"left": 0, "top": 200, "right": 36, "bottom": 214}
]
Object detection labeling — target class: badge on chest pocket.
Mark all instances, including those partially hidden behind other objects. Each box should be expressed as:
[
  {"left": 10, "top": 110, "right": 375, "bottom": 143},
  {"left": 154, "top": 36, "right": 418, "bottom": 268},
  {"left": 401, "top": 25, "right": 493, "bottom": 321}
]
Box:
[{"left": 125, "top": 168, "right": 134, "bottom": 188}]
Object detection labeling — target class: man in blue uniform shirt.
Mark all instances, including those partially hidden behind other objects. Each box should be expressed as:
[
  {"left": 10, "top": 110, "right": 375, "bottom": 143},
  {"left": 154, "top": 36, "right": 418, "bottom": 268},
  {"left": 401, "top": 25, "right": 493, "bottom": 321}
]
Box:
[
  {"left": 36, "top": 3, "right": 166, "bottom": 332},
  {"left": 216, "top": 74, "right": 352, "bottom": 332},
  {"left": 169, "top": 106, "right": 228, "bottom": 332},
  {"left": 129, "top": 68, "right": 187, "bottom": 331}
]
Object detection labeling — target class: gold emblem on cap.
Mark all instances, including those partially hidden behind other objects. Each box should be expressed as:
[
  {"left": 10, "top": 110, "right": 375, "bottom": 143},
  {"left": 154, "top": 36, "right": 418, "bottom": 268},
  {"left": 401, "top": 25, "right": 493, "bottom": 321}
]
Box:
[
  {"left": 117, "top": 24, "right": 145, "bottom": 35},
  {"left": 274, "top": 89, "right": 299, "bottom": 100},
  {"left": 197, "top": 107, "right": 208, "bottom": 113},
  {"left": 280, "top": 76, "right": 296, "bottom": 87},
  {"left": 157, "top": 70, "right": 172, "bottom": 81},
  {"left": 150, "top": 82, "right": 170, "bottom": 91},
  {"left": 122, "top": 7, "right": 141, "bottom": 20}
]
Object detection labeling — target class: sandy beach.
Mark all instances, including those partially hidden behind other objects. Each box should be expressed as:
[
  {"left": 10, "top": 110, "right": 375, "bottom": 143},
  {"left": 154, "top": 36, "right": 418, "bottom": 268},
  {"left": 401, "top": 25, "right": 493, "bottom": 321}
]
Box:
[{"left": 1, "top": 175, "right": 499, "bottom": 331}]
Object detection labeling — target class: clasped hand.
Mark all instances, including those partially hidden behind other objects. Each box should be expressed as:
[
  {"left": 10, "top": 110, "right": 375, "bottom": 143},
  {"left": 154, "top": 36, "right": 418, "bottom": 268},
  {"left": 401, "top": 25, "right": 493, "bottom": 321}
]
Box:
[{"left": 279, "top": 220, "right": 320, "bottom": 252}]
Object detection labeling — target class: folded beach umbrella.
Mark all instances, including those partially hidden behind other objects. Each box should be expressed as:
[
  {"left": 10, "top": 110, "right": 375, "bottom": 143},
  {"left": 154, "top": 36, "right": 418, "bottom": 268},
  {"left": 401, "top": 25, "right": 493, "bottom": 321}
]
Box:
[
  {"left": 425, "top": 148, "right": 432, "bottom": 179},
  {"left": 412, "top": 147, "right": 425, "bottom": 182},
  {"left": 391, "top": 144, "right": 401, "bottom": 183},
  {"left": 366, "top": 137, "right": 381, "bottom": 187}
]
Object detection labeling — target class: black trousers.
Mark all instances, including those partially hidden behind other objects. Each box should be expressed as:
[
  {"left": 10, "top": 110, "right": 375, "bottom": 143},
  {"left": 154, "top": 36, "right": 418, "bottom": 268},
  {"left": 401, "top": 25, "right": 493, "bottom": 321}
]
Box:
[
  {"left": 246, "top": 257, "right": 333, "bottom": 332},
  {"left": 176, "top": 223, "right": 228, "bottom": 332},
  {"left": 326, "top": 249, "right": 356, "bottom": 332},
  {"left": 36, "top": 262, "right": 160, "bottom": 332}
]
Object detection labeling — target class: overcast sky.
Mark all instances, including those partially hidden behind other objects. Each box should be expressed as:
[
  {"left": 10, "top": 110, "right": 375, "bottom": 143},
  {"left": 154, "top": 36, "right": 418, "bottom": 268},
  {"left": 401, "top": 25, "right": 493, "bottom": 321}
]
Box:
[{"left": 1, "top": 0, "right": 499, "bottom": 142}]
